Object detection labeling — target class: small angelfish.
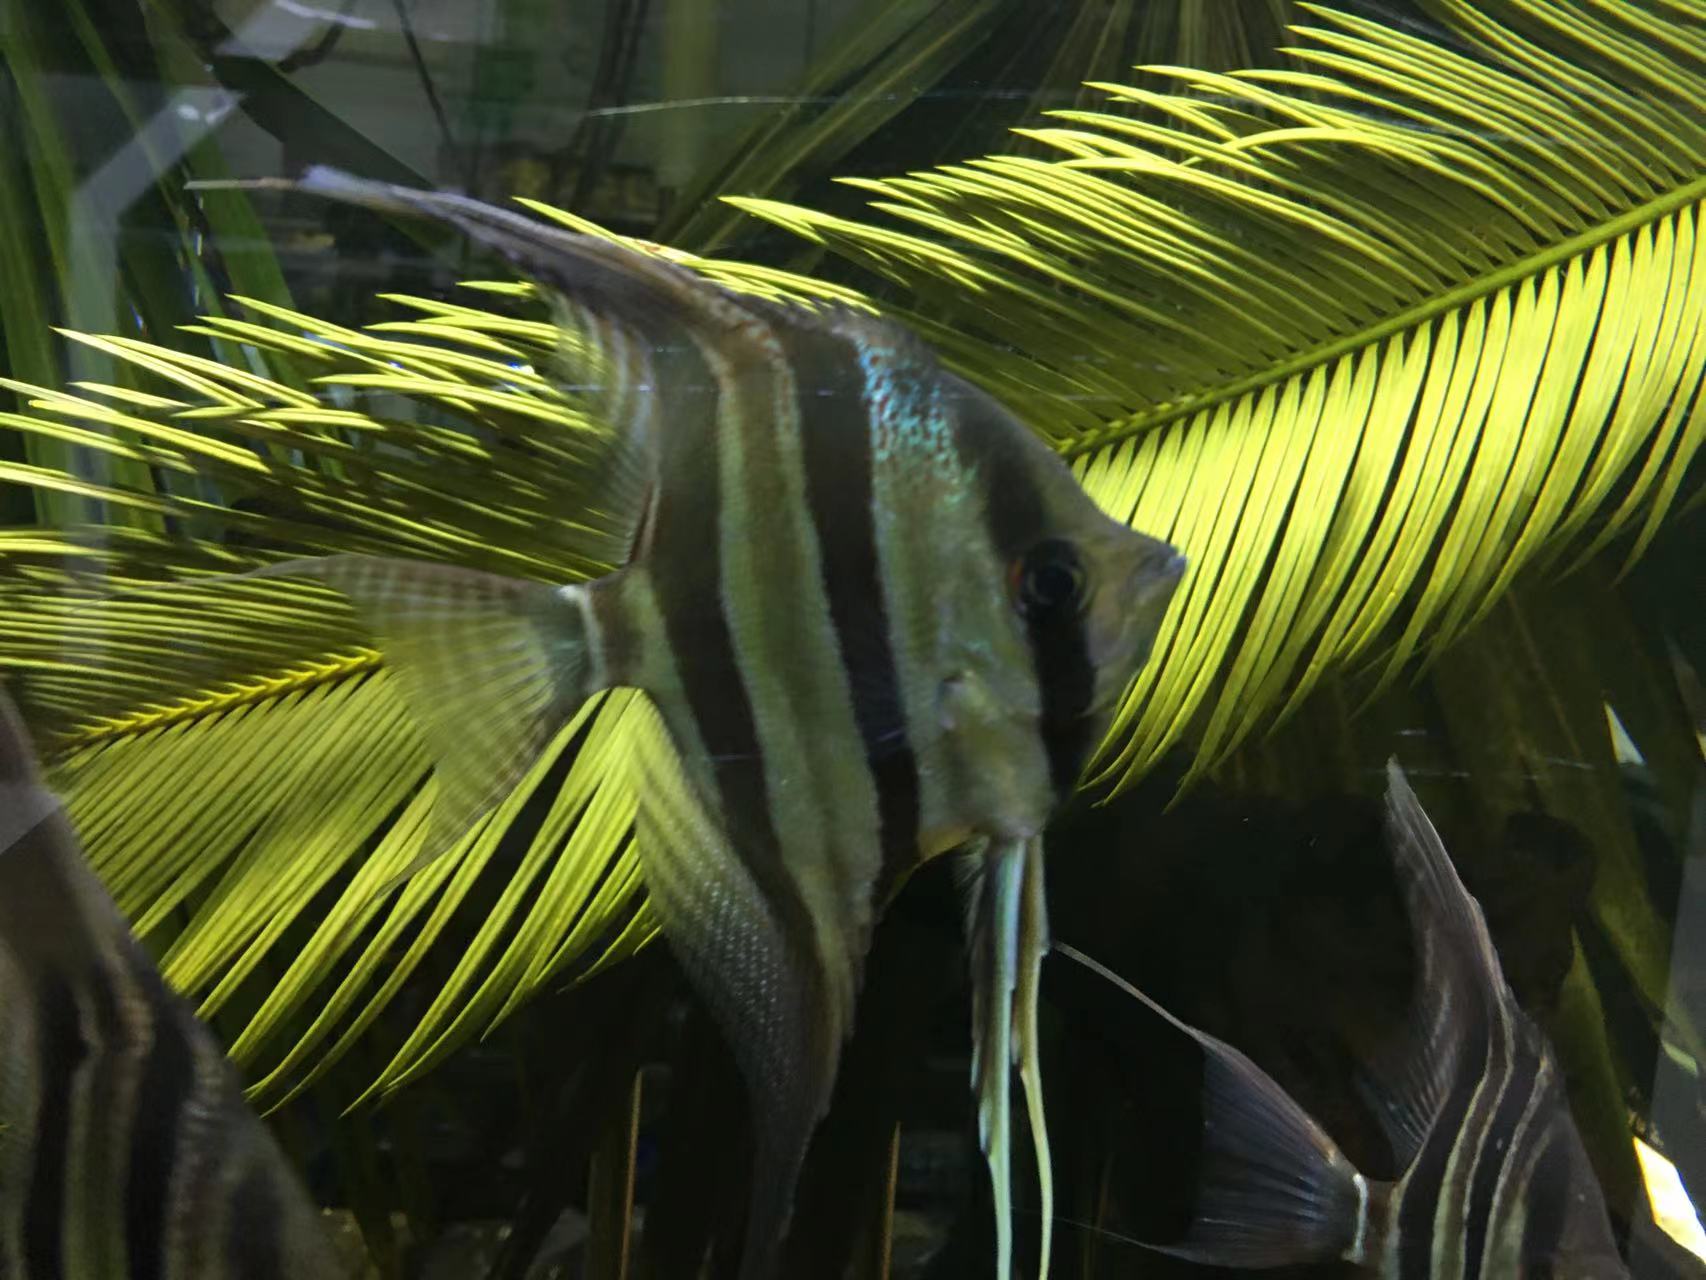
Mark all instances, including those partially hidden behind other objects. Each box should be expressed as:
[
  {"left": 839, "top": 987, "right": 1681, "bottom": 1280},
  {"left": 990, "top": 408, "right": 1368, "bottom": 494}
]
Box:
[
  {"left": 0, "top": 687, "right": 344, "bottom": 1276},
  {"left": 199, "top": 168, "right": 1185, "bottom": 1277},
  {"left": 1059, "top": 761, "right": 1630, "bottom": 1280}
]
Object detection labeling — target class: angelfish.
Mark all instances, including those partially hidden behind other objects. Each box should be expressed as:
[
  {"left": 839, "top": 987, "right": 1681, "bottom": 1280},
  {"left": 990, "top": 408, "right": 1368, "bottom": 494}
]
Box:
[
  {"left": 0, "top": 688, "right": 344, "bottom": 1276},
  {"left": 203, "top": 168, "right": 1185, "bottom": 1278},
  {"left": 1059, "top": 762, "right": 1630, "bottom": 1280}
]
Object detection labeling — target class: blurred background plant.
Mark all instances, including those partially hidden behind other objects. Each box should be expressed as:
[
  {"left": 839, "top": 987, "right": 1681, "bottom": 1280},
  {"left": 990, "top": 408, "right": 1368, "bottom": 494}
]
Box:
[{"left": 0, "top": 0, "right": 1702, "bottom": 1275}]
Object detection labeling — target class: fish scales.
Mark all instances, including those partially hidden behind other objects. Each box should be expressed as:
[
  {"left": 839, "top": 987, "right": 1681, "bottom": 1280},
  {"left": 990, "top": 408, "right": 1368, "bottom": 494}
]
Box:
[
  {"left": 968, "top": 379, "right": 1099, "bottom": 795},
  {"left": 1395, "top": 985, "right": 1498, "bottom": 1278},
  {"left": 618, "top": 303, "right": 895, "bottom": 1262},
  {"left": 792, "top": 321, "right": 922, "bottom": 905},
  {"left": 1485, "top": 1054, "right": 1568, "bottom": 1275},
  {"left": 1454, "top": 1015, "right": 1540, "bottom": 1277}
]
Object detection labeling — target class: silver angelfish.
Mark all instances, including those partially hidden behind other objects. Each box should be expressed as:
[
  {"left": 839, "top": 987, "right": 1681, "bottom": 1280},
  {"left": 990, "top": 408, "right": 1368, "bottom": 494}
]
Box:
[
  {"left": 1060, "top": 761, "right": 1630, "bottom": 1280},
  {"left": 197, "top": 167, "right": 1186, "bottom": 1278},
  {"left": 0, "top": 687, "right": 344, "bottom": 1276}
]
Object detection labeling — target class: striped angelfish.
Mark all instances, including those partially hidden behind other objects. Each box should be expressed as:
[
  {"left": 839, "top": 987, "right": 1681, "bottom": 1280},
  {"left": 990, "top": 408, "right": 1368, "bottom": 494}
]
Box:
[
  {"left": 204, "top": 167, "right": 1186, "bottom": 1278},
  {"left": 1060, "top": 761, "right": 1631, "bottom": 1280},
  {"left": 0, "top": 688, "right": 343, "bottom": 1277}
]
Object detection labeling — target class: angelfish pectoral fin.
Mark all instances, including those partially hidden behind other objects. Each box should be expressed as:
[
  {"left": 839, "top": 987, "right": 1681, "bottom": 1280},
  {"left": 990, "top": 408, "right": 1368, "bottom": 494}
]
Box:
[
  {"left": 239, "top": 555, "right": 605, "bottom": 873},
  {"left": 960, "top": 836, "right": 1053, "bottom": 1280}
]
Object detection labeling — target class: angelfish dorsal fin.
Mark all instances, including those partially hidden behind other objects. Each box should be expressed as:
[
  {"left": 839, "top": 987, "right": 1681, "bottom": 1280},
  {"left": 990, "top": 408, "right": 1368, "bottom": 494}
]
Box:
[
  {"left": 199, "top": 167, "right": 789, "bottom": 572},
  {"left": 270, "top": 167, "right": 737, "bottom": 335},
  {"left": 0, "top": 695, "right": 59, "bottom": 852},
  {"left": 1382, "top": 762, "right": 1507, "bottom": 988},
  {"left": 1358, "top": 761, "right": 1506, "bottom": 1165},
  {"left": 0, "top": 691, "right": 114, "bottom": 980},
  {"left": 1054, "top": 943, "right": 1371, "bottom": 1270}
]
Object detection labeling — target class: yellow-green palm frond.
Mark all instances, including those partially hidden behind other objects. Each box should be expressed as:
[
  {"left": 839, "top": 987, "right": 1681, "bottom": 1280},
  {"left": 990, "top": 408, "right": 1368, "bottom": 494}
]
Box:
[
  {"left": 1, "top": 0, "right": 1701, "bottom": 1102},
  {"left": 731, "top": 0, "right": 1706, "bottom": 793},
  {"left": 0, "top": 197, "right": 873, "bottom": 1098},
  {"left": 0, "top": 287, "right": 688, "bottom": 1102}
]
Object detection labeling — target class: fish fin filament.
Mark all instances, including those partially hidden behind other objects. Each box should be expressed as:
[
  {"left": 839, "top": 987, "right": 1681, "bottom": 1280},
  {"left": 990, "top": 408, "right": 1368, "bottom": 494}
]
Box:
[
  {"left": 1014, "top": 836, "right": 1053, "bottom": 1280},
  {"left": 961, "top": 838, "right": 1037, "bottom": 1279}
]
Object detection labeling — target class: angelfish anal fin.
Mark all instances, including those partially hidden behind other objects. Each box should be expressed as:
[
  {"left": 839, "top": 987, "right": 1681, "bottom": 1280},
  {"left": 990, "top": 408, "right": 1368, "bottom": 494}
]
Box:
[
  {"left": 626, "top": 697, "right": 839, "bottom": 1280},
  {"left": 961, "top": 835, "right": 1053, "bottom": 1280},
  {"left": 243, "top": 554, "right": 604, "bottom": 877}
]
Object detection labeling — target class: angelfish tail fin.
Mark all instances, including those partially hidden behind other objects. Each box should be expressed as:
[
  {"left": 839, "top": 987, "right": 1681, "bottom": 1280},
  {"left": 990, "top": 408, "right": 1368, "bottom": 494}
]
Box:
[
  {"left": 1054, "top": 943, "right": 1372, "bottom": 1270},
  {"left": 245, "top": 554, "right": 607, "bottom": 875},
  {"left": 962, "top": 837, "right": 1053, "bottom": 1279}
]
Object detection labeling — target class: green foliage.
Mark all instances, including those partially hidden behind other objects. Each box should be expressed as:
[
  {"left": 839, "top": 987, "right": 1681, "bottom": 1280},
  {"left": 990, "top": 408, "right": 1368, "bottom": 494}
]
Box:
[
  {"left": 733, "top": 1, "right": 1706, "bottom": 798},
  {"left": 658, "top": 0, "right": 1303, "bottom": 254},
  {"left": 1, "top": 0, "right": 1701, "bottom": 1105},
  {"left": 0, "top": 0, "right": 1703, "bottom": 1272}
]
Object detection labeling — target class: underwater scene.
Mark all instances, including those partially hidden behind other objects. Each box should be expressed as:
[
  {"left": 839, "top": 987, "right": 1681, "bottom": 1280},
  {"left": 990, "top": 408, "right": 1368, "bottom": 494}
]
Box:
[{"left": 0, "top": 0, "right": 1703, "bottom": 1276}]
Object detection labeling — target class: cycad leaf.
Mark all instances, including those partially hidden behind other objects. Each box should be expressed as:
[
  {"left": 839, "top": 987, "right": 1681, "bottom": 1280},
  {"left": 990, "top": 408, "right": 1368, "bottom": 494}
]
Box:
[
  {"left": 1, "top": 0, "right": 1701, "bottom": 1104},
  {"left": 728, "top": 0, "right": 1706, "bottom": 793},
  {"left": 0, "top": 280, "right": 680, "bottom": 1099}
]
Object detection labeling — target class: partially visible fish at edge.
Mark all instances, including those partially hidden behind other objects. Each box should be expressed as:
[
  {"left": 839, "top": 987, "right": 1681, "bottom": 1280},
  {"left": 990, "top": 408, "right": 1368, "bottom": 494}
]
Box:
[
  {"left": 183, "top": 167, "right": 1187, "bottom": 1277},
  {"left": 0, "top": 686, "right": 344, "bottom": 1276},
  {"left": 1058, "top": 761, "right": 1631, "bottom": 1280}
]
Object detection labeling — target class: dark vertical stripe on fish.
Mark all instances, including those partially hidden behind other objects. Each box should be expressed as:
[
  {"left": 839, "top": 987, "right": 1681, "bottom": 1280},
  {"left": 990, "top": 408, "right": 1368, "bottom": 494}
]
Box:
[
  {"left": 23, "top": 975, "right": 82, "bottom": 1278},
  {"left": 645, "top": 343, "right": 808, "bottom": 943},
  {"left": 226, "top": 1163, "right": 286, "bottom": 1280},
  {"left": 788, "top": 326, "right": 919, "bottom": 894},
  {"left": 1515, "top": 1124, "right": 1572, "bottom": 1268},
  {"left": 958, "top": 401, "right": 1096, "bottom": 796},
  {"left": 1024, "top": 586, "right": 1097, "bottom": 795},
  {"left": 124, "top": 965, "right": 197, "bottom": 1280},
  {"left": 1461, "top": 1036, "right": 1541, "bottom": 1279},
  {"left": 1396, "top": 1027, "right": 1491, "bottom": 1280}
]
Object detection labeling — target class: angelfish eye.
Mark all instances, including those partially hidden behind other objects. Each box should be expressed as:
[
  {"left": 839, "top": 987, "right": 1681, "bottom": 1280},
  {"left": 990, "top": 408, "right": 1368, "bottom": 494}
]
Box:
[{"left": 1012, "top": 538, "right": 1087, "bottom": 616}]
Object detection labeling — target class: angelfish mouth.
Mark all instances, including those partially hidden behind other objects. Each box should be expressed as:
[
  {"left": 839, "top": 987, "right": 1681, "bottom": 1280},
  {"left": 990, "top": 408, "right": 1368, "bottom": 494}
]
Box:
[
  {"left": 1083, "top": 546, "right": 1185, "bottom": 710},
  {"left": 1135, "top": 547, "right": 1188, "bottom": 601}
]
